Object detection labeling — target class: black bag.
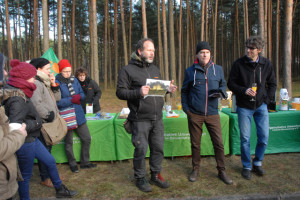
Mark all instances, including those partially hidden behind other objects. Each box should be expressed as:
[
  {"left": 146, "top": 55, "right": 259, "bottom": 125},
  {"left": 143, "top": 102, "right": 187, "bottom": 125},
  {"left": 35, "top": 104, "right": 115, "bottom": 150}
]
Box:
[{"left": 123, "top": 119, "right": 132, "bottom": 134}]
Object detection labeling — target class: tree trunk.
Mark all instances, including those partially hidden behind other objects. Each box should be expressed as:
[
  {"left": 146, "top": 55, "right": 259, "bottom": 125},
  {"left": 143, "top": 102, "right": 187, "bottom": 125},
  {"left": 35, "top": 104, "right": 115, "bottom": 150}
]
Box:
[
  {"left": 275, "top": 0, "right": 280, "bottom": 86},
  {"left": 42, "top": 0, "right": 49, "bottom": 53},
  {"left": 92, "top": 0, "right": 99, "bottom": 84},
  {"left": 185, "top": 0, "right": 190, "bottom": 69},
  {"left": 243, "top": 0, "right": 249, "bottom": 42},
  {"left": 71, "top": 0, "right": 76, "bottom": 70},
  {"left": 162, "top": 0, "right": 169, "bottom": 81},
  {"left": 169, "top": 0, "right": 176, "bottom": 83},
  {"left": 178, "top": 0, "right": 182, "bottom": 91},
  {"left": 33, "top": 0, "right": 38, "bottom": 58},
  {"left": 120, "top": 0, "right": 128, "bottom": 65},
  {"left": 213, "top": 0, "right": 218, "bottom": 63},
  {"left": 113, "top": 0, "right": 118, "bottom": 87},
  {"left": 18, "top": 0, "right": 23, "bottom": 61},
  {"left": 141, "top": 0, "right": 147, "bottom": 38},
  {"left": 201, "top": 0, "right": 205, "bottom": 41},
  {"left": 157, "top": 0, "right": 164, "bottom": 78},
  {"left": 258, "top": 0, "right": 265, "bottom": 56},
  {"left": 57, "top": 0, "right": 62, "bottom": 60},
  {"left": 267, "top": 0, "right": 272, "bottom": 61},
  {"left": 128, "top": 0, "right": 132, "bottom": 55},
  {"left": 283, "top": 0, "right": 293, "bottom": 95},
  {"left": 104, "top": 0, "right": 109, "bottom": 88}
]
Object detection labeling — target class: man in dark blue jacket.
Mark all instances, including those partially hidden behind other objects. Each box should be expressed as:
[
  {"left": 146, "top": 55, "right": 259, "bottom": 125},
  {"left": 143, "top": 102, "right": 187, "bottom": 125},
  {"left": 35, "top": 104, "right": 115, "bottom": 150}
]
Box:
[
  {"left": 181, "top": 41, "right": 233, "bottom": 185},
  {"left": 228, "top": 36, "right": 277, "bottom": 180},
  {"left": 116, "top": 38, "right": 177, "bottom": 192}
]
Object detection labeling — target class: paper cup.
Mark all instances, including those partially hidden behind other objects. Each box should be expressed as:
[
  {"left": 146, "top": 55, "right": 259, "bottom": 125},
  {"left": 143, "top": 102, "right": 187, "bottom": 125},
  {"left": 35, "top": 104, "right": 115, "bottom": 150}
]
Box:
[{"left": 9, "top": 123, "right": 22, "bottom": 132}]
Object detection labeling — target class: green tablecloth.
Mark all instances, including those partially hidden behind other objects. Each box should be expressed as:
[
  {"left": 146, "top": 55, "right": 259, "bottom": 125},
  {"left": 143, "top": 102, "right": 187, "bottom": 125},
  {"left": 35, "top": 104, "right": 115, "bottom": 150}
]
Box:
[
  {"left": 222, "top": 108, "right": 300, "bottom": 155},
  {"left": 114, "top": 111, "right": 230, "bottom": 160},
  {"left": 51, "top": 113, "right": 117, "bottom": 163}
]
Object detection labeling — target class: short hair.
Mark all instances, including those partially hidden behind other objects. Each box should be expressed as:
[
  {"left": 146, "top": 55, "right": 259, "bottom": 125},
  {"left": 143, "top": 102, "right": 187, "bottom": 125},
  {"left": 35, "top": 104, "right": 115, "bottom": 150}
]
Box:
[
  {"left": 75, "top": 67, "right": 88, "bottom": 78},
  {"left": 135, "top": 38, "right": 154, "bottom": 53},
  {"left": 245, "top": 36, "right": 265, "bottom": 50}
]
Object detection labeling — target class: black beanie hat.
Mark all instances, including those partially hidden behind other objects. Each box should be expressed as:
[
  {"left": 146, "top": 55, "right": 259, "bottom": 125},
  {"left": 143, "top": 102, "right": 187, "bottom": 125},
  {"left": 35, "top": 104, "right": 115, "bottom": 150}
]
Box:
[
  {"left": 196, "top": 41, "right": 211, "bottom": 54},
  {"left": 30, "top": 58, "right": 50, "bottom": 69}
]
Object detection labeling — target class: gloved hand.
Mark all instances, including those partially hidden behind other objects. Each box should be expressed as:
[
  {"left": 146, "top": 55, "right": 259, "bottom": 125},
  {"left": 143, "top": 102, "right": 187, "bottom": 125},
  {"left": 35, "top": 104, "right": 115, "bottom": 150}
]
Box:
[
  {"left": 71, "top": 94, "right": 81, "bottom": 105},
  {"left": 45, "top": 111, "right": 55, "bottom": 122}
]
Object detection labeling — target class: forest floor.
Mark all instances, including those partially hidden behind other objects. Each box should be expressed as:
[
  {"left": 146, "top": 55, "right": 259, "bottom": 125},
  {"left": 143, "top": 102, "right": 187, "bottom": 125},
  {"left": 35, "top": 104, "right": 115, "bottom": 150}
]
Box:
[{"left": 27, "top": 81, "right": 300, "bottom": 199}]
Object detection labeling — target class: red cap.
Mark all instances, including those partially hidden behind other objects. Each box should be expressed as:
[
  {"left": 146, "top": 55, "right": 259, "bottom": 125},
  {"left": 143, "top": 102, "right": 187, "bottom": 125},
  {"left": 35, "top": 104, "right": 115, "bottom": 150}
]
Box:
[
  {"left": 58, "top": 59, "right": 72, "bottom": 72},
  {"left": 9, "top": 59, "right": 37, "bottom": 80}
]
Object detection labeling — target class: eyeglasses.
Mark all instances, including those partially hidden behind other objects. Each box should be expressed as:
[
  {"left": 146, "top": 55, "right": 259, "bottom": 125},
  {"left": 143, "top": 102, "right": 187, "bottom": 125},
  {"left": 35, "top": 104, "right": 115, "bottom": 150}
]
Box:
[
  {"left": 61, "top": 71, "right": 72, "bottom": 74},
  {"left": 246, "top": 46, "right": 257, "bottom": 50}
]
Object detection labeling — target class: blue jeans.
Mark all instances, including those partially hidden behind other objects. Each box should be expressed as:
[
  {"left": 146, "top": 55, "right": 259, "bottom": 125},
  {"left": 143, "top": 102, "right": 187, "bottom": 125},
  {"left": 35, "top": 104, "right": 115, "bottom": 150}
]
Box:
[
  {"left": 16, "top": 138, "right": 62, "bottom": 200},
  {"left": 37, "top": 135, "right": 52, "bottom": 181},
  {"left": 237, "top": 103, "right": 269, "bottom": 169}
]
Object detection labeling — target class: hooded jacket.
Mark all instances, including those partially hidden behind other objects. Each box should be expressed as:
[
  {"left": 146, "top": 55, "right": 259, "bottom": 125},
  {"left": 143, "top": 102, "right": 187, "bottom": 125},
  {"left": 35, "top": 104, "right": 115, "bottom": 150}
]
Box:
[
  {"left": 227, "top": 55, "right": 277, "bottom": 109},
  {"left": 0, "top": 107, "right": 25, "bottom": 199},
  {"left": 2, "top": 85, "right": 43, "bottom": 143},
  {"left": 116, "top": 52, "right": 164, "bottom": 121},
  {"left": 181, "top": 59, "right": 227, "bottom": 116}
]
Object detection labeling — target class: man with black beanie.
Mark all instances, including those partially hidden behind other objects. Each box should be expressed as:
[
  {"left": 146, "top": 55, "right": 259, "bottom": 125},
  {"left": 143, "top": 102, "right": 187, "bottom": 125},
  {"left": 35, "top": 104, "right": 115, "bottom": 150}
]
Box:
[{"left": 181, "top": 41, "right": 233, "bottom": 185}]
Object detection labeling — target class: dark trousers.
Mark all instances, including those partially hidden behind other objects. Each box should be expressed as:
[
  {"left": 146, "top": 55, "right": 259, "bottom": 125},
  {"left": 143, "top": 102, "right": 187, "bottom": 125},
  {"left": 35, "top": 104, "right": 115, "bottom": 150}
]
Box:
[
  {"left": 37, "top": 135, "right": 52, "bottom": 181},
  {"left": 65, "top": 123, "right": 91, "bottom": 166},
  {"left": 187, "top": 113, "right": 225, "bottom": 171},
  {"left": 131, "top": 120, "right": 164, "bottom": 179}
]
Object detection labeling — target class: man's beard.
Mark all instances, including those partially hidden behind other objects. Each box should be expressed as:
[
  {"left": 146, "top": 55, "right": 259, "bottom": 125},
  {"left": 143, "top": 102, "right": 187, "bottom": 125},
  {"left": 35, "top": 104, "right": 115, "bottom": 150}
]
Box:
[{"left": 141, "top": 53, "right": 154, "bottom": 64}]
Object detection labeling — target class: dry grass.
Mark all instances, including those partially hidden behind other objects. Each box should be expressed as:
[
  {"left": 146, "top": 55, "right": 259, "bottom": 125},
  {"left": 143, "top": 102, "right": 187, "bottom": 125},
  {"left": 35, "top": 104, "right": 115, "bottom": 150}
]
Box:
[{"left": 27, "top": 82, "right": 300, "bottom": 199}]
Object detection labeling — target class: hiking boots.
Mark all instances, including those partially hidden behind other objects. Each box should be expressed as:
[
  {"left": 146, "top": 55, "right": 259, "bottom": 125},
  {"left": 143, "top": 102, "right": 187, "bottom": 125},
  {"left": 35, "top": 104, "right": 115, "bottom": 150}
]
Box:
[
  {"left": 136, "top": 177, "right": 152, "bottom": 192},
  {"left": 55, "top": 184, "right": 78, "bottom": 198},
  {"left": 252, "top": 165, "right": 265, "bottom": 176},
  {"left": 218, "top": 170, "right": 233, "bottom": 185},
  {"left": 188, "top": 169, "right": 199, "bottom": 182},
  {"left": 241, "top": 168, "right": 252, "bottom": 180},
  {"left": 149, "top": 173, "right": 170, "bottom": 188}
]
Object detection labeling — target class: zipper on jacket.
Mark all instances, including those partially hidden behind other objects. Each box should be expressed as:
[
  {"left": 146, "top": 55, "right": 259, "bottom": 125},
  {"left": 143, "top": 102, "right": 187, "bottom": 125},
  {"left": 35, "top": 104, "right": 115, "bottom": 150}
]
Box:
[
  {"left": 205, "top": 74, "right": 208, "bottom": 116},
  {"left": 144, "top": 67, "right": 157, "bottom": 121}
]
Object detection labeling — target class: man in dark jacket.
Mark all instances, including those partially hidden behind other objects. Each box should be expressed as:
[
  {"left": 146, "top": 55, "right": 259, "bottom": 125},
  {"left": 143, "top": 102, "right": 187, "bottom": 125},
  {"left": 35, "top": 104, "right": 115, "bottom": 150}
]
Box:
[
  {"left": 227, "top": 36, "right": 277, "bottom": 180},
  {"left": 181, "top": 41, "right": 233, "bottom": 185},
  {"left": 116, "top": 38, "right": 177, "bottom": 192}
]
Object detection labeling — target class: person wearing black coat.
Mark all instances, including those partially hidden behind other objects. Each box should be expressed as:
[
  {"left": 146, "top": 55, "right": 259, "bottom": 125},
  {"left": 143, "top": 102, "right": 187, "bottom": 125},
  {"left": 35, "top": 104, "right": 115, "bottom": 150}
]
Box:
[
  {"left": 3, "top": 59, "right": 77, "bottom": 199},
  {"left": 75, "top": 67, "right": 102, "bottom": 114},
  {"left": 116, "top": 38, "right": 177, "bottom": 193}
]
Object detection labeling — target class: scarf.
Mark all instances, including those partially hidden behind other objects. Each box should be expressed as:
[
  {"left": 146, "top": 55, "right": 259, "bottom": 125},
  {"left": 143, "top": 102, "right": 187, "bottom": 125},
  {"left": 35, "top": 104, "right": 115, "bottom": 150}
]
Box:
[
  {"left": 7, "top": 77, "right": 36, "bottom": 98},
  {"left": 37, "top": 70, "right": 51, "bottom": 88},
  {"left": 78, "top": 77, "right": 91, "bottom": 94},
  {"left": 57, "top": 73, "right": 76, "bottom": 96}
]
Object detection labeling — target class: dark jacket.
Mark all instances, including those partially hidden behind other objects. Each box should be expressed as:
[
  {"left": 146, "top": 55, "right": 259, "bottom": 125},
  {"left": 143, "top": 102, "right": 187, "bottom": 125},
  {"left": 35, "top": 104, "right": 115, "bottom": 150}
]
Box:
[
  {"left": 181, "top": 60, "right": 227, "bottom": 116},
  {"left": 227, "top": 55, "right": 277, "bottom": 109},
  {"left": 116, "top": 53, "right": 164, "bottom": 121},
  {"left": 3, "top": 85, "right": 43, "bottom": 143},
  {"left": 55, "top": 74, "right": 87, "bottom": 126},
  {"left": 78, "top": 77, "right": 102, "bottom": 114}
]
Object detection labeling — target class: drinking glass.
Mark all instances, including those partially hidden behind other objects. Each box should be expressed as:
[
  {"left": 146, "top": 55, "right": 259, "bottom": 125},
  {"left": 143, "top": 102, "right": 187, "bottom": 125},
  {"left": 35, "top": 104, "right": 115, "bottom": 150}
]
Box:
[{"left": 250, "top": 83, "right": 257, "bottom": 101}]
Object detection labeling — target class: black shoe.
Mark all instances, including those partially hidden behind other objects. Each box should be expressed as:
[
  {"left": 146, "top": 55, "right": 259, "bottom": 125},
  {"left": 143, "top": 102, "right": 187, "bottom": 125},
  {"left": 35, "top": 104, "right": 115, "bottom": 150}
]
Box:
[
  {"left": 218, "top": 170, "right": 233, "bottom": 185},
  {"left": 252, "top": 165, "right": 265, "bottom": 176},
  {"left": 56, "top": 184, "right": 78, "bottom": 198},
  {"left": 70, "top": 165, "right": 79, "bottom": 173},
  {"left": 188, "top": 169, "right": 199, "bottom": 182},
  {"left": 241, "top": 169, "right": 251, "bottom": 180},
  {"left": 149, "top": 173, "right": 170, "bottom": 188},
  {"left": 136, "top": 177, "right": 152, "bottom": 192},
  {"left": 80, "top": 163, "right": 97, "bottom": 169}
]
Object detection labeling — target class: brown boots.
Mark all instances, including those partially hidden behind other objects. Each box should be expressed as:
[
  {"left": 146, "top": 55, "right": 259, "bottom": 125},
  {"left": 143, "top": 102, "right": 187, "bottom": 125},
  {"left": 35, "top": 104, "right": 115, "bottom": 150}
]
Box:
[{"left": 188, "top": 169, "right": 233, "bottom": 185}]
